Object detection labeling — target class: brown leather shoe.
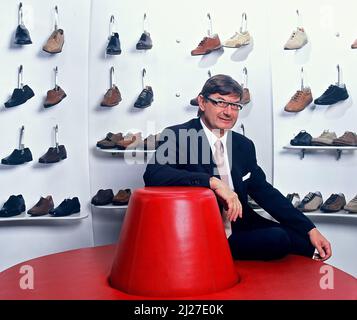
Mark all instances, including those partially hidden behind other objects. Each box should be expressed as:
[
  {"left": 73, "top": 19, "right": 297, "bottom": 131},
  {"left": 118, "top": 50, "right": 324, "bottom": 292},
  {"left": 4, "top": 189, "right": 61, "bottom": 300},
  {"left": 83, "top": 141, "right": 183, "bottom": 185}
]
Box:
[
  {"left": 97, "top": 132, "right": 124, "bottom": 149},
  {"left": 321, "top": 193, "right": 346, "bottom": 213},
  {"left": 241, "top": 88, "right": 251, "bottom": 104},
  {"left": 100, "top": 85, "right": 122, "bottom": 107},
  {"left": 44, "top": 86, "right": 67, "bottom": 108},
  {"left": 191, "top": 34, "right": 222, "bottom": 56},
  {"left": 112, "top": 189, "right": 131, "bottom": 205},
  {"left": 43, "top": 29, "right": 64, "bottom": 54},
  {"left": 284, "top": 87, "right": 313, "bottom": 112},
  {"left": 332, "top": 131, "right": 357, "bottom": 146},
  {"left": 28, "top": 196, "right": 54, "bottom": 216},
  {"left": 116, "top": 133, "right": 143, "bottom": 150}
]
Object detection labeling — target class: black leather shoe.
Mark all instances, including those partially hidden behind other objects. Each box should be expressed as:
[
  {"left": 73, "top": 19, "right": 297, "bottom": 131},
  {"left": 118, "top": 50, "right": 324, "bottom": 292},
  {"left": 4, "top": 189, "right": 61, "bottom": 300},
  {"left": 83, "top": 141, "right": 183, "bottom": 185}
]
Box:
[
  {"left": 49, "top": 197, "right": 81, "bottom": 217},
  {"left": 106, "top": 33, "right": 121, "bottom": 55},
  {"left": 91, "top": 189, "right": 114, "bottom": 206},
  {"left": 190, "top": 97, "right": 199, "bottom": 106},
  {"left": 39, "top": 145, "right": 67, "bottom": 163},
  {"left": 134, "top": 86, "right": 153, "bottom": 108},
  {"left": 0, "top": 195, "right": 26, "bottom": 217},
  {"left": 14, "top": 24, "right": 32, "bottom": 45},
  {"left": 5, "top": 85, "right": 35, "bottom": 108},
  {"left": 314, "top": 84, "right": 349, "bottom": 105},
  {"left": 290, "top": 130, "right": 312, "bottom": 146},
  {"left": 1, "top": 148, "right": 33, "bottom": 165},
  {"left": 136, "top": 31, "right": 153, "bottom": 50}
]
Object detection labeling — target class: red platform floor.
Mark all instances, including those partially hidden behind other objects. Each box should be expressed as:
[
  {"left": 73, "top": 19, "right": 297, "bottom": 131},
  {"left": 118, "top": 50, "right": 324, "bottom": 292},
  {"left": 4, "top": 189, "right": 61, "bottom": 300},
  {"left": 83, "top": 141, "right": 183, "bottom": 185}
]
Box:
[{"left": 0, "top": 244, "right": 356, "bottom": 300}]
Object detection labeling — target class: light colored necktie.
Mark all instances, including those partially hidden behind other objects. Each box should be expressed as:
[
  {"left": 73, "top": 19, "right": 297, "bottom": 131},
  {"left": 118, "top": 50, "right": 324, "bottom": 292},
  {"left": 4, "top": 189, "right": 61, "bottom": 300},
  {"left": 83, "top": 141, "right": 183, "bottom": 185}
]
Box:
[{"left": 214, "top": 139, "right": 232, "bottom": 238}]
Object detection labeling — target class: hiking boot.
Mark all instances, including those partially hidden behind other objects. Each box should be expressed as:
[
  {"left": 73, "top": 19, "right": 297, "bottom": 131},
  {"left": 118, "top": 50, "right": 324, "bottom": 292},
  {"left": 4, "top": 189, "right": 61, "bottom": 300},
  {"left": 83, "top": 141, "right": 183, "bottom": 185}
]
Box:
[
  {"left": 311, "top": 130, "right": 337, "bottom": 146},
  {"left": 191, "top": 34, "right": 222, "bottom": 55},
  {"left": 284, "top": 87, "right": 313, "bottom": 112},
  {"left": 332, "top": 131, "right": 357, "bottom": 146},
  {"left": 284, "top": 27, "right": 308, "bottom": 50},
  {"left": 314, "top": 84, "right": 349, "bottom": 105},
  {"left": 223, "top": 30, "right": 251, "bottom": 48},
  {"left": 43, "top": 29, "right": 64, "bottom": 54},
  {"left": 321, "top": 193, "right": 346, "bottom": 213},
  {"left": 297, "top": 192, "right": 323, "bottom": 212},
  {"left": 344, "top": 195, "right": 357, "bottom": 213}
]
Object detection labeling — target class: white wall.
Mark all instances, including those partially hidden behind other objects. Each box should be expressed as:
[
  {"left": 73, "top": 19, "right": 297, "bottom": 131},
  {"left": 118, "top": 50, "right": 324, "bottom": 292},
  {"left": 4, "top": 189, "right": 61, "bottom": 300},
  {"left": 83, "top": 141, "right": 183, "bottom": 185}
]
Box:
[{"left": 0, "top": 0, "right": 93, "bottom": 271}]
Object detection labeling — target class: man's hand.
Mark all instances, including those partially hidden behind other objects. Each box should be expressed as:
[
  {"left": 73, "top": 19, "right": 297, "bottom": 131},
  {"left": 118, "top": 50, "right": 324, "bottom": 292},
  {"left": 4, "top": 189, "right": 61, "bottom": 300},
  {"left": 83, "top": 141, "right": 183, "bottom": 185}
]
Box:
[
  {"left": 308, "top": 228, "right": 332, "bottom": 261},
  {"left": 209, "top": 177, "right": 242, "bottom": 221}
]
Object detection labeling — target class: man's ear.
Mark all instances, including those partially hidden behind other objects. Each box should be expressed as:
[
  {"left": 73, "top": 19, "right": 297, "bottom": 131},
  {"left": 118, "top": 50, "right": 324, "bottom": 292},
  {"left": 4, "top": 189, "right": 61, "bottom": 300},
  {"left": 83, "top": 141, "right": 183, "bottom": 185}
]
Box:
[{"left": 197, "top": 95, "right": 205, "bottom": 112}]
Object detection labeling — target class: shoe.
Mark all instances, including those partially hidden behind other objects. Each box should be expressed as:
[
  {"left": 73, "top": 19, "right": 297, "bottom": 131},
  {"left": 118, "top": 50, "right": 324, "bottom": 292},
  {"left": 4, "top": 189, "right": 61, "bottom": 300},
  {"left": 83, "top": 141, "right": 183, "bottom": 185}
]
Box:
[
  {"left": 5, "top": 85, "right": 35, "bottom": 108},
  {"left": 44, "top": 86, "right": 67, "bottom": 108},
  {"left": 311, "top": 130, "right": 337, "bottom": 146},
  {"left": 112, "top": 189, "right": 131, "bottom": 205},
  {"left": 190, "top": 97, "right": 199, "bottom": 106},
  {"left": 43, "top": 29, "right": 64, "bottom": 54},
  {"left": 290, "top": 130, "right": 312, "bottom": 146},
  {"left": 0, "top": 195, "right": 26, "bottom": 217},
  {"left": 332, "top": 131, "right": 357, "bottom": 146},
  {"left": 1, "top": 148, "right": 33, "bottom": 165},
  {"left": 14, "top": 24, "right": 32, "bottom": 45},
  {"left": 39, "top": 145, "right": 67, "bottom": 163},
  {"left": 134, "top": 86, "right": 153, "bottom": 108},
  {"left": 91, "top": 189, "right": 114, "bottom": 206},
  {"left": 297, "top": 192, "right": 323, "bottom": 212},
  {"left": 351, "top": 39, "right": 357, "bottom": 49},
  {"left": 106, "top": 33, "right": 121, "bottom": 55},
  {"left": 241, "top": 87, "right": 251, "bottom": 105},
  {"left": 344, "top": 195, "right": 357, "bottom": 213},
  {"left": 314, "top": 84, "right": 349, "bottom": 105},
  {"left": 142, "top": 133, "right": 161, "bottom": 150},
  {"left": 28, "top": 196, "right": 54, "bottom": 216},
  {"left": 136, "top": 31, "right": 153, "bottom": 50},
  {"left": 116, "top": 133, "right": 143, "bottom": 150},
  {"left": 191, "top": 34, "right": 222, "bottom": 55},
  {"left": 284, "top": 27, "right": 308, "bottom": 50},
  {"left": 96, "top": 132, "right": 123, "bottom": 149},
  {"left": 284, "top": 87, "right": 313, "bottom": 112},
  {"left": 223, "top": 31, "right": 251, "bottom": 48},
  {"left": 100, "top": 85, "right": 122, "bottom": 107},
  {"left": 321, "top": 193, "right": 346, "bottom": 213},
  {"left": 49, "top": 197, "right": 80, "bottom": 217},
  {"left": 286, "top": 193, "right": 300, "bottom": 208},
  {"left": 248, "top": 195, "right": 261, "bottom": 209}
]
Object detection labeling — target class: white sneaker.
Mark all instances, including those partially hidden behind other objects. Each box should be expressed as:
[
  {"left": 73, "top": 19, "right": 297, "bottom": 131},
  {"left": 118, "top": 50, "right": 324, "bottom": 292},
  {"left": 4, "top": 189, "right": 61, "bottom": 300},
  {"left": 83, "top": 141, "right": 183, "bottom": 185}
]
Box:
[
  {"left": 223, "top": 30, "right": 251, "bottom": 48},
  {"left": 284, "top": 27, "right": 308, "bottom": 50}
]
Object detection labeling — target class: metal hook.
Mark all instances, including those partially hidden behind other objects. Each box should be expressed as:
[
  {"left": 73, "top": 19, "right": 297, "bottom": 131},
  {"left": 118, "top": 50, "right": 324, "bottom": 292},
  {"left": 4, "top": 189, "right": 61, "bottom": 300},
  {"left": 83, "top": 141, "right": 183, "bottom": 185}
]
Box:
[
  {"left": 19, "top": 125, "right": 25, "bottom": 151},
  {"left": 208, "top": 70, "right": 212, "bottom": 78},
  {"left": 296, "top": 9, "right": 303, "bottom": 28},
  {"left": 18, "top": 65, "right": 23, "bottom": 89},
  {"left": 54, "top": 124, "right": 59, "bottom": 150},
  {"left": 143, "top": 13, "right": 147, "bottom": 32},
  {"left": 109, "top": 15, "right": 115, "bottom": 38},
  {"left": 240, "top": 13, "right": 248, "bottom": 33},
  {"left": 337, "top": 64, "right": 341, "bottom": 86},
  {"left": 300, "top": 67, "right": 304, "bottom": 91},
  {"left": 243, "top": 67, "right": 248, "bottom": 88},
  {"left": 207, "top": 13, "right": 212, "bottom": 36},
  {"left": 142, "top": 68, "right": 146, "bottom": 89},
  {"left": 54, "top": 66, "right": 59, "bottom": 90},
  {"left": 18, "top": 2, "right": 23, "bottom": 25},
  {"left": 54, "top": 6, "right": 59, "bottom": 30},
  {"left": 110, "top": 66, "right": 115, "bottom": 88},
  {"left": 240, "top": 123, "right": 245, "bottom": 137}
]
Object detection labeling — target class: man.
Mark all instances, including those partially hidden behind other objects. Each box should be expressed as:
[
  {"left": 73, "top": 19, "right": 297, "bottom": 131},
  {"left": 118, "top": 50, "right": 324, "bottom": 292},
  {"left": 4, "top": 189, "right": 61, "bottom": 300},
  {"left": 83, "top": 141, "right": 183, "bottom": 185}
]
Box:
[{"left": 144, "top": 74, "right": 331, "bottom": 261}]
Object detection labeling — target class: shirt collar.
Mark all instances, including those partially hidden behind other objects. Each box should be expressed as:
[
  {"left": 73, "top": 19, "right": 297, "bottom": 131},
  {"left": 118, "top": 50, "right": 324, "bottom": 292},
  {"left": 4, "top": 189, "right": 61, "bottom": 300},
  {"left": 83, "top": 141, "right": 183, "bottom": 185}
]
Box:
[{"left": 200, "top": 118, "right": 228, "bottom": 149}]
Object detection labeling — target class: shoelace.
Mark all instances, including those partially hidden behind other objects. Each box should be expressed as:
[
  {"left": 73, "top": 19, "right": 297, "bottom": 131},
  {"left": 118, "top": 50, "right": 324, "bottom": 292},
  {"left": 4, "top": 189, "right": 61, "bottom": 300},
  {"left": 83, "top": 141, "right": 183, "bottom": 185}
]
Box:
[
  {"left": 139, "top": 89, "right": 150, "bottom": 98},
  {"left": 302, "top": 192, "right": 315, "bottom": 203},
  {"left": 322, "top": 85, "right": 335, "bottom": 95},
  {"left": 292, "top": 91, "right": 303, "bottom": 101},
  {"left": 349, "top": 195, "right": 357, "bottom": 203},
  {"left": 198, "top": 37, "right": 208, "bottom": 46},
  {"left": 324, "top": 194, "right": 339, "bottom": 205},
  {"left": 290, "top": 31, "right": 297, "bottom": 39}
]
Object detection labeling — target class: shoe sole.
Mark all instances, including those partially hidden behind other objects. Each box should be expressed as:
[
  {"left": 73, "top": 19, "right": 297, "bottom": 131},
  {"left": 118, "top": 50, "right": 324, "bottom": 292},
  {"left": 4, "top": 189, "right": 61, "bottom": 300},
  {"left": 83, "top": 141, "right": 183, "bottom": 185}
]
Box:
[
  {"left": 310, "top": 142, "right": 334, "bottom": 146},
  {"left": 332, "top": 142, "right": 357, "bottom": 147},
  {"left": 314, "top": 96, "right": 349, "bottom": 105},
  {"left": 223, "top": 42, "right": 250, "bottom": 48},
  {"left": 191, "top": 45, "right": 223, "bottom": 56},
  {"left": 320, "top": 207, "right": 344, "bottom": 213},
  {"left": 50, "top": 208, "right": 80, "bottom": 217},
  {"left": 100, "top": 101, "right": 121, "bottom": 107}
]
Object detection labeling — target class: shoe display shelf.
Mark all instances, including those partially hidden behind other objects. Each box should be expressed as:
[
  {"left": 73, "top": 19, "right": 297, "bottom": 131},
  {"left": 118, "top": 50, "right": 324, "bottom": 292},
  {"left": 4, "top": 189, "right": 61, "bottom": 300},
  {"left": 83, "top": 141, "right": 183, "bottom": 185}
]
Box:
[
  {"left": 96, "top": 147, "right": 156, "bottom": 156},
  {"left": 0, "top": 211, "right": 89, "bottom": 222},
  {"left": 91, "top": 204, "right": 127, "bottom": 210},
  {"left": 283, "top": 145, "right": 357, "bottom": 160}
]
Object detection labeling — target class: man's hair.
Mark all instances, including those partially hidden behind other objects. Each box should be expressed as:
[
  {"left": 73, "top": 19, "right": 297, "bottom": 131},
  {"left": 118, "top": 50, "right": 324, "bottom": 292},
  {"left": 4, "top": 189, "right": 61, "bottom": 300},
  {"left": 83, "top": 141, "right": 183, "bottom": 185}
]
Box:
[
  {"left": 200, "top": 74, "right": 243, "bottom": 98},
  {"left": 197, "top": 74, "right": 243, "bottom": 116}
]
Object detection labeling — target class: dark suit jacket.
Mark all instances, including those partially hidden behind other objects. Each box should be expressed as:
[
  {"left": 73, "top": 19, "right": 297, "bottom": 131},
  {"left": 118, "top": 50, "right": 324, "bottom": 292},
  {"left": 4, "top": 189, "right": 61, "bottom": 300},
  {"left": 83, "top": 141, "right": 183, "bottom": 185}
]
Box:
[{"left": 144, "top": 117, "right": 315, "bottom": 235}]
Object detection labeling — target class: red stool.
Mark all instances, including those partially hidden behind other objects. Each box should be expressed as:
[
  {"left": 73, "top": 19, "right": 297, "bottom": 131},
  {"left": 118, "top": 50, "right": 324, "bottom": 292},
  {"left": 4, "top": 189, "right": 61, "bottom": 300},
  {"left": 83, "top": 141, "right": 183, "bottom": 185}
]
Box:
[{"left": 109, "top": 187, "right": 239, "bottom": 297}]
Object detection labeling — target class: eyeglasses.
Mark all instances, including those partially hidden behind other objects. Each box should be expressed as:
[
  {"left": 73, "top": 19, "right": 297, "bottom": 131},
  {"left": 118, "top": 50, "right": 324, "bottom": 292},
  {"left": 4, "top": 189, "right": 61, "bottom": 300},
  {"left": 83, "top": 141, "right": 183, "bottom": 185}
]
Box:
[{"left": 204, "top": 96, "right": 243, "bottom": 111}]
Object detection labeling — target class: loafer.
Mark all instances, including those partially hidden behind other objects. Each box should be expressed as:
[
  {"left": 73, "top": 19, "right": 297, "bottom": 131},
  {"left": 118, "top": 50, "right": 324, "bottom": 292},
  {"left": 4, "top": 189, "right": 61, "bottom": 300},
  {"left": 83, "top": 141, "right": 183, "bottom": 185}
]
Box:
[
  {"left": 28, "top": 196, "right": 54, "bottom": 216},
  {"left": 14, "top": 24, "right": 32, "bottom": 45},
  {"left": 39, "top": 145, "right": 67, "bottom": 163},
  {"left": 44, "top": 86, "right": 67, "bottom": 108},
  {"left": 5, "top": 85, "right": 35, "bottom": 108},
  {"left": 112, "top": 189, "right": 131, "bottom": 205},
  {"left": 134, "top": 86, "right": 153, "bottom": 108},
  {"left": 106, "top": 33, "right": 121, "bottom": 55},
  {"left": 91, "top": 189, "right": 114, "bottom": 206},
  {"left": 0, "top": 195, "right": 26, "bottom": 217},
  {"left": 49, "top": 197, "right": 80, "bottom": 217},
  {"left": 1, "top": 148, "right": 33, "bottom": 165},
  {"left": 290, "top": 130, "right": 312, "bottom": 146}
]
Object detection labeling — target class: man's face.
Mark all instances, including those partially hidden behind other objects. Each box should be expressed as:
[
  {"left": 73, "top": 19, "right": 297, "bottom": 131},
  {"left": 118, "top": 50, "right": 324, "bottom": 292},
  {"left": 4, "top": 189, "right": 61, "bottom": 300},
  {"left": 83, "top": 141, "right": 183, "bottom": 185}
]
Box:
[{"left": 198, "top": 92, "right": 241, "bottom": 131}]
